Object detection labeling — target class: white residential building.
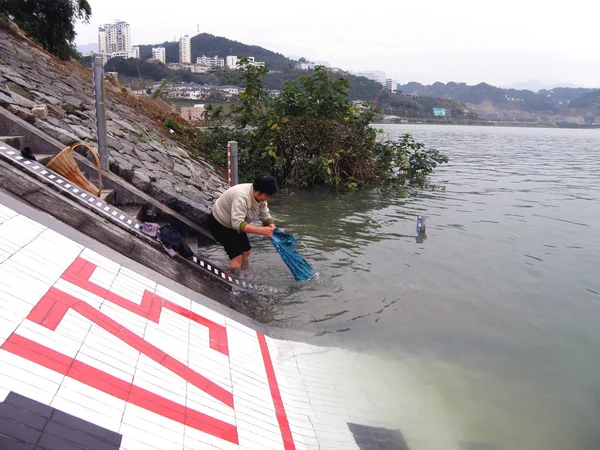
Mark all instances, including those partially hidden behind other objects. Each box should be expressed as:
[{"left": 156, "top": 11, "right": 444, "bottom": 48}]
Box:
[
  {"left": 97, "top": 20, "right": 137, "bottom": 62},
  {"left": 168, "top": 62, "right": 193, "bottom": 71},
  {"left": 218, "top": 86, "right": 239, "bottom": 95},
  {"left": 191, "top": 65, "right": 211, "bottom": 74},
  {"left": 196, "top": 55, "right": 225, "bottom": 68},
  {"left": 226, "top": 56, "right": 264, "bottom": 70},
  {"left": 355, "top": 71, "right": 385, "bottom": 85},
  {"left": 152, "top": 47, "right": 166, "bottom": 64},
  {"left": 385, "top": 78, "right": 399, "bottom": 93},
  {"left": 179, "top": 35, "right": 191, "bottom": 64},
  {"left": 98, "top": 20, "right": 131, "bottom": 54},
  {"left": 98, "top": 28, "right": 107, "bottom": 53},
  {"left": 110, "top": 50, "right": 137, "bottom": 59},
  {"left": 226, "top": 55, "right": 238, "bottom": 69},
  {"left": 296, "top": 61, "right": 316, "bottom": 71}
]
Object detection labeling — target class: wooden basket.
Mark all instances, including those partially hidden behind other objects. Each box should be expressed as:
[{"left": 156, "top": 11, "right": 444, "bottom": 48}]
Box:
[{"left": 46, "top": 142, "right": 103, "bottom": 197}]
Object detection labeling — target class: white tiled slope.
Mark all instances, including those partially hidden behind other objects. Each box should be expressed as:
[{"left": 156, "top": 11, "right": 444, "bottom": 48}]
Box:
[{"left": 0, "top": 201, "right": 460, "bottom": 450}]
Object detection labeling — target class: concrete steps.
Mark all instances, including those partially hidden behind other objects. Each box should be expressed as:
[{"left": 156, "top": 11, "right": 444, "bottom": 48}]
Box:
[
  {"left": 33, "top": 154, "right": 55, "bottom": 164},
  {"left": 0, "top": 136, "right": 25, "bottom": 151},
  {"left": 0, "top": 126, "right": 215, "bottom": 255},
  {"left": 118, "top": 204, "right": 144, "bottom": 221},
  {"left": 99, "top": 189, "right": 114, "bottom": 204}
]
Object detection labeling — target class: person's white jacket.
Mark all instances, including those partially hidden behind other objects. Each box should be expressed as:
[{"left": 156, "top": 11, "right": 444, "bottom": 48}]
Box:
[{"left": 211, "top": 183, "right": 274, "bottom": 232}]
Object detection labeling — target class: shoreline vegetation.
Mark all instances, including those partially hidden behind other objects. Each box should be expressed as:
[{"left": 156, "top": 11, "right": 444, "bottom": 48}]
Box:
[
  {"left": 164, "top": 99, "right": 600, "bottom": 130},
  {"left": 170, "top": 62, "right": 449, "bottom": 190}
]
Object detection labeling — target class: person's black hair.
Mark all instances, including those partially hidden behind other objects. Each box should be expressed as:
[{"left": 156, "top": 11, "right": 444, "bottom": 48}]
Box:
[{"left": 253, "top": 175, "right": 278, "bottom": 196}]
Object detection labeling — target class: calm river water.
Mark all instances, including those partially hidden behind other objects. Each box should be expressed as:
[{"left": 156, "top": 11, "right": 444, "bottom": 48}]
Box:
[{"left": 205, "top": 124, "right": 600, "bottom": 449}]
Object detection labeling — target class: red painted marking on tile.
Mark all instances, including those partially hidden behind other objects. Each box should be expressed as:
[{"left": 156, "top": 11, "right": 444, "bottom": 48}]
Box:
[
  {"left": 26, "top": 290, "right": 70, "bottom": 331},
  {"left": 164, "top": 300, "right": 229, "bottom": 356},
  {"left": 257, "top": 332, "right": 296, "bottom": 450},
  {"left": 61, "top": 257, "right": 229, "bottom": 355},
  {"left": 2, "top": 334, "right": 238, "bottom": 444},
  {"left": 26, "top": 286, "right": 233, "bottom": 408},
  {"left": 62, "top": 257, "right": 161, "bottom": 322},
  {"left": 2, "top": 333, "right": 73, "bottom": 374}
]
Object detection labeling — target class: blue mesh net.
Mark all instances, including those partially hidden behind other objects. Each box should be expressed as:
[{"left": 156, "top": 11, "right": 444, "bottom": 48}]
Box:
[{"left": 271, "top": 228, "right": 314, "bottom": 281}]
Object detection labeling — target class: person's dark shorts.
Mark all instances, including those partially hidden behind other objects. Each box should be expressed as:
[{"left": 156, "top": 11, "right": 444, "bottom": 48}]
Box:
[{"left": 208, "top": 214, "right": 251, "bottom": 259}]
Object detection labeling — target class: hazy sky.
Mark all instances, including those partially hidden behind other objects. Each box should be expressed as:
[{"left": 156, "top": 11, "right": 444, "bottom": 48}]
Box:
[{"left": 75, "top": 0, "right": 600, "bottom": 88}]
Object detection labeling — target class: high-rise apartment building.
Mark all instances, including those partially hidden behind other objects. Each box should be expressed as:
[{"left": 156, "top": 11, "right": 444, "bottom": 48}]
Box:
[
  {"left": 152, "top": 47, "right": 166, "bottom": 64},
  {"left": 98, "top": 27, "right": 107, "bottom": 53},
  {"left": 385, "top": 78, "right": 398, "bottom": 94},
  {"left": 98, "top": 20, "right": 131, "bottom": 54},
  {"left": 179, "top": 35, "right": 191, "bottom": 64}
]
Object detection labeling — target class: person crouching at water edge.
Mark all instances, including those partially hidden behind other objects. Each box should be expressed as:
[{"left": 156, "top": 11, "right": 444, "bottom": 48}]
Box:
[{"left": 208, "top": 175, "right": 278, "bottom": 271}]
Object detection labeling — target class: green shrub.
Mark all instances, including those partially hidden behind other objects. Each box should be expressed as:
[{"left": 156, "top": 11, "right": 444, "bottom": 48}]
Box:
[{"left": 225, "top": 64, "right": 448, "bottom": 188}]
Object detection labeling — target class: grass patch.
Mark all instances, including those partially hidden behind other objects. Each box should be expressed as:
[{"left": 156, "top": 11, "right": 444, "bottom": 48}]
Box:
[{"left": 7, "top": 81, "right": 31, "bottom": 99}]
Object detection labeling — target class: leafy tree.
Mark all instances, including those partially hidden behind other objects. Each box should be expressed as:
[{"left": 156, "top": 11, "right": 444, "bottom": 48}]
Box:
[
  {"left": 271, "top": 66, "right": 351, "bottom": 120},
  {"left": 105, "top": 57, "right": 172, "bottom": 81},
  {"left": 231, "top": 58, "right": 270, "bottom": 128},
  {"left": 1, "top": 0, "right": 91, "bottom": 60},
  {"left": 219, "top": 64, "right": 448, "bottom": 188}
]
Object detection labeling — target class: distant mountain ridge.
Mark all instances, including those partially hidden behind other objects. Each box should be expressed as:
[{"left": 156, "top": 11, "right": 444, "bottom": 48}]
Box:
[
  {"left": 397, "top": 81, "right": 600, "bottom": 113},
  {"left": 501, "top": 79, "right": 588, "bottom": 92},
  {"left": 76, "top": 43, "right": 97, "bottom": 54},
  {"left": 83, "top": 34, "right": 600, "bottom": 122}
]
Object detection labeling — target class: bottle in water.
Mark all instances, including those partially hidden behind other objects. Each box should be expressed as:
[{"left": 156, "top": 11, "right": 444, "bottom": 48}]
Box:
[{"left": 416, "top": 215, "right": 427, "bottom": 234}]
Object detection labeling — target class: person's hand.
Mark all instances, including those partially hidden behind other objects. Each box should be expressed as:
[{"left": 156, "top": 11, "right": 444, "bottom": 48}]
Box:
[
  {"left": 267, "top": 223, "right": 276, "bottom": 229},
  {"left": 262, "top": 226, "right": 274, "bottom": 238}
]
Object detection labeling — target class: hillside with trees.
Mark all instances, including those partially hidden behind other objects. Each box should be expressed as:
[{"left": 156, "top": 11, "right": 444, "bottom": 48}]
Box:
[
  {"left": 137, "top": 33, "right": 295, "bottom": 71},
  {"left": 398, "top": 81, "right": 599, "bottom": 113},
  {"left": 105, "top": 32, "right": 386, "bottom": 102},
  {"left": 567, "top": 89, "right": 600, "bottom": 108},
  {"left": 101, "top": 32, "right": 600, "bottom": 124}
]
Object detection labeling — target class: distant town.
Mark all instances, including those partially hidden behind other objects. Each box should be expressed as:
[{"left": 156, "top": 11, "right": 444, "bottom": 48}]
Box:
[
  {"left": 95, "top": 20, "right": 391, "bottom": 83},
  {"left": 93, "top": 20, "right": 411, "bottom": 123},
  {"left": 91, "top": 20, "right": 600, "bottom": 128}
]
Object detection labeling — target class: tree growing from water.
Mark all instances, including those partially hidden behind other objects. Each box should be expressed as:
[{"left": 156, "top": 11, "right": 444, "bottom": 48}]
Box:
[
  {"left": 222, "top": 62, "right": 449, "bottom": 188},
  {"left": 0, "top": 0, "right": 91, "bottom": 60}
]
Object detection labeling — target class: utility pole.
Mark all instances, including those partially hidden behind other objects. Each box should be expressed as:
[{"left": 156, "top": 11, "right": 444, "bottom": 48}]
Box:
[{"left": 92, "top": 54, "right": 109, "bottom": 171}]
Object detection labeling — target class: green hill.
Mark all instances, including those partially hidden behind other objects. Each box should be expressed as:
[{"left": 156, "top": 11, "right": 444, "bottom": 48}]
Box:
[
  {"left": 137, "top": 33, "right": 295, "bottom": 71},
  {"left": 397, "top": 81, "right": 598, "bottom": 113},
  {"left": 567, "top": 89, "right": 600, "bottom": 108}
]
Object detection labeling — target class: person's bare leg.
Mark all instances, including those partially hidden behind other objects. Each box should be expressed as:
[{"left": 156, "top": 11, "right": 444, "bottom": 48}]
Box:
[
  {"left": 241, "top": 250, "right": 251, "bottom": 269},
  {"left": 230, "top": 254, "right": 243, "bottom": 270}
]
